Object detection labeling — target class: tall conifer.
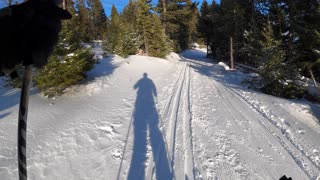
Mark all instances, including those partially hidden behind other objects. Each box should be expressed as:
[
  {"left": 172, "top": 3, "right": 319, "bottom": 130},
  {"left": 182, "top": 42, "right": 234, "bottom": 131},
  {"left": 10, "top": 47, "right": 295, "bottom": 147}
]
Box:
[{"left": 87, "top": 0, "right": 108, "bottom": 40}]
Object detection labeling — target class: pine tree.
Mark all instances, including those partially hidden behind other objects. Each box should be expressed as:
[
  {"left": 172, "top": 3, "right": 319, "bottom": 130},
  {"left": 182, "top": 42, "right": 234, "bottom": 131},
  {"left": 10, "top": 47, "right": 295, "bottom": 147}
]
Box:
[
  {"left": 121, "top": 1, "right": 143, "bottom": 55},
  {"left": 186, "top": 0, "right": 199, "bottom": 46},
  {"left": 158, "top": 0, "right": 198, "bottom": 51},
  {"left": 34, "top": 2, "right": 95, "bottom": 97},
  {"left": 87, "top": 0, "right": 108, "bottom": 40},
  {"left": 240, "top": 28, "right": 262, "bottom": 67},
  {"left": 122, "top": 0, "right": 139, "bottom": 28},
  {"left": 103, "top": 5, "right": 122, "bottom": 55},
  {"left": 247, "top": 22, "right": 305, "bottom": 98},
  {"left": 146, "top": 14, "right": 169, "bottom": 57},
  {"left": 209, "top": 1, "right": 222, "bottom": 58},
  {"left": 137, "top": 0, "right": 169, "bottom": 57},
  {"left": 196, "top": 0, "right": 317, "bottom": 99},
  {"left": 198, "top": 0, "right": 210, "bottom": 38},
  {"left": 266, "top": 0, "right": 320, "bottom": 80},
  {"left": 76, "top": 0, "right": 92, "bottom": 42},
  {"left": 289, "top": 0, "right": 320, "bottom": 80},
  {"left": 137, "top": 0, "right": 151, "bottom": 54},
  {"left": 103, "top": 1, "right": 168, "bottom": 58}
]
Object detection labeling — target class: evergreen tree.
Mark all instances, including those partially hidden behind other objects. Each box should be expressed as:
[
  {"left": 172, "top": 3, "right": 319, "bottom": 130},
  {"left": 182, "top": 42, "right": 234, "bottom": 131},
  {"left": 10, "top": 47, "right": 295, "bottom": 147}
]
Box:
[
  {"left": 137, "top": 0, "right": 169, "bottom": 57},
  {"left": 289, "top": 0, "right": 320, "bottom": 80},
  {"left": 122, "top": 1, "right": 143, "bottom": 55},
  {"left": 197, "top": 0, "right": 210, "bottom": 39},
  {"left": 103, "top": 5, "right": 123, "bottom": 55},
  {"left": 158, "top": 0, "right": 198, "bottom": 51},
  {"left": 34, "top": 2, "right": 95, "bottom": 97},
  {"left": 76, "top": 0, "right": 92, "bottom": 42},
  {"left": 87, "top": 0, "right": 108, "bottom": 40},
  {"left": 245, "top": 22, "right": 305, "bottom": 98},
  {"left": 266, "top": 0, "right": 320, "bottom": 80},
  {"left": 197, "top": 0, "right": 318, "bottom": 99},
  {"left": 186, "top": 0, "right": 199, "bottom": 45},
  {"left": 122, "top": 0, "right": 139, "bottom": 28},
  {"left": 145, "top": 14, "right": 169, "bottom": 57},
  {"left": 103, "top": 1, "right": 168, "bottom": 58}
]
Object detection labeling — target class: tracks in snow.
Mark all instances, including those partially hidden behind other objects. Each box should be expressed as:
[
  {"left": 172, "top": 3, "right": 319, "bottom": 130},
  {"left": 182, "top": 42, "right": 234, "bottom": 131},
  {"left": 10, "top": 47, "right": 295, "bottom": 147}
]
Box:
[
  {"left": 136, "top": 51, "right": 319, "bottom": 179},
  {"left": 146, "top": 60, "right": 195, "bottom": 179},
  {"left": 218, "top": 82, "right": 320, "bottom": 179},
  {"left": 186, "top": 55, "right": 319, "bottom": 179},
  {"left": 200, "top": 68, "right": 318, "bottom": 179}
]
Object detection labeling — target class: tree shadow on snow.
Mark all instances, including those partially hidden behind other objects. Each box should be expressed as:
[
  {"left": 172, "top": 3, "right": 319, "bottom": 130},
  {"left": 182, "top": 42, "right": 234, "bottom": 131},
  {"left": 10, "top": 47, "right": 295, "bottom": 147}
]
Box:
[
  {"left": 0, "top": 88, "right": 37, "bottom": 119},
  {"left": 308, "top": 103, "right": 320, "bottom": 123},
  {"left": 0, "top": 112, "right": 11, "bottom": 120},
  {"left": 128, "top": 73, "right": 173, "bottom": 180},
  {"left": 86, "top": 55, "right": 118, "bottom": 80},
  {"left": 183, "top": 49, "right": 320, "bottom": 124}
]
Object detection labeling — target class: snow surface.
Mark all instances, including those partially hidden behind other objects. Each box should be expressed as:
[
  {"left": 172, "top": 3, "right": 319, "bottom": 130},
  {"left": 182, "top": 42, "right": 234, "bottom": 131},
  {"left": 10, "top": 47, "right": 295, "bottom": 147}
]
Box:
[{"left": 0, "top": 48, "right": 320, "bottom": 180}]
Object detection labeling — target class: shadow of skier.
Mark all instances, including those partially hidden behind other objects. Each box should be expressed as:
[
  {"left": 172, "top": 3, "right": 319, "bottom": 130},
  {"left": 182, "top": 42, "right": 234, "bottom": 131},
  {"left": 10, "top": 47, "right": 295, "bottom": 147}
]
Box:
[{"left": 128, "top": 73, "right": 172, "bottom": 180}]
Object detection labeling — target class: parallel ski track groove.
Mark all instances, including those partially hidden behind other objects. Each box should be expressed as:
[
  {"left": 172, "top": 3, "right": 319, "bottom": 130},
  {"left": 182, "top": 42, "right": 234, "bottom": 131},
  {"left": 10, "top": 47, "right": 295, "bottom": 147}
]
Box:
[
  {"left": 158, "top": 60, "right": 196, "bottom": 179},
  {"left": 145, "top": 62, "right": 188, "bottom": 179},
  {"left": 210, "top": 79, "right": 319, "bottom": 179},
  {"left": 188, "top": 62, "right": 196, "bottom": 180},
  {"left": 160, "top": 63, "right": 185, "bottom": 128},
  {"left": 185, "top": 55, "right": 318, "bottom": 178},
  {"left": 189, "top": 59, "right": 245, "bottom": 179},
  {"left": 226, "top": 85, "right": 320, "bottom": 176},
  {"left": 169, "top": 62, "right": 188, "bottom": 176},
  {"left": 181, "top": 61, "right": 196, "bottom": 179},
  {"left": 122, "top": 63, "right": 186, "bottom": 180}
]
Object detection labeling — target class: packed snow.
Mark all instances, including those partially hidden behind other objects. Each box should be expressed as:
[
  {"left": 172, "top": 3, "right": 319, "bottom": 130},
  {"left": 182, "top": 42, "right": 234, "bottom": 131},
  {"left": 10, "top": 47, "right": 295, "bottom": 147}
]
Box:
[{"left": 0, "top": 48, "right": 320, "bottom": 180}]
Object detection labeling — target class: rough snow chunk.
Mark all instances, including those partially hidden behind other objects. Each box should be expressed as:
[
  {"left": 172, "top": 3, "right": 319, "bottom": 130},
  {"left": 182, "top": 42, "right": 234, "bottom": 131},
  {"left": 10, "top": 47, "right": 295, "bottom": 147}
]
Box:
[
  {"left": 67, "top": 53, "right": 75, "bottom": 57},
  {"left": 111, "top": 149, "right": 122, "bottom": 160},
  {"left": 192, "top": 43, "right": 200, "bottom": 48},
  {"left": 218, "top": 62, "right": 230, "bottom": 70}
]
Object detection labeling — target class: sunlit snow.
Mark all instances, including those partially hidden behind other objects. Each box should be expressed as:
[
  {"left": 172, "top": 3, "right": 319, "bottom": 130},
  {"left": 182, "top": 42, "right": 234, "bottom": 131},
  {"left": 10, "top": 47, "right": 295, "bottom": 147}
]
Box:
[{"left": 0, "top": 48, "right": 319, "bottom": 180}]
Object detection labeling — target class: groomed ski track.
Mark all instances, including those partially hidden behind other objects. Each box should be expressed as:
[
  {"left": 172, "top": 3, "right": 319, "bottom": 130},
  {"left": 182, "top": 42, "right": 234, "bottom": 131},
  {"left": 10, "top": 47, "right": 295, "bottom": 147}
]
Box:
[
  {"left": 182, "top": 50, "right": 320, "bottom": 180},
  {"left": 121, "top": 50, "right": 319, "bottom": 179},
  {"left": 152, "top": 59, "right": 195, "bottom": 180},
  {"left": 127, "top": 59, "right": 196, "bottom": 180}
]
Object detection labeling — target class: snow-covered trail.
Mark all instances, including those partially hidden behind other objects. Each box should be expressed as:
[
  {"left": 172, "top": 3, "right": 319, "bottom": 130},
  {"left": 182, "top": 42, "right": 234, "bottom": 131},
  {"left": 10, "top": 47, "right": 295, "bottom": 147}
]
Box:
[
  {"left": 182, "top": 50, "right": 320, "bottom": 180},
  {"left": 151, "top": 60, "right": 195, "bottom": 179},
  {"left": 0, "top": 49, "right": 319, "bottom": 180}
]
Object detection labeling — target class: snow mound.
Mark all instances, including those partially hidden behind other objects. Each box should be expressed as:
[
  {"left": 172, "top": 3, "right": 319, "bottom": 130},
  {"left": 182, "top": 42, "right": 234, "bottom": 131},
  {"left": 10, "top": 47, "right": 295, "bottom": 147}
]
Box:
[
  {"left": 218, "top": 62, "right": 230, "bottom": 70},
  {"left": 166, "top": 52, "right": 181, "bottom": 63},
  {"left": 63, "top": 54, "right": 173, "bottom": 96}
]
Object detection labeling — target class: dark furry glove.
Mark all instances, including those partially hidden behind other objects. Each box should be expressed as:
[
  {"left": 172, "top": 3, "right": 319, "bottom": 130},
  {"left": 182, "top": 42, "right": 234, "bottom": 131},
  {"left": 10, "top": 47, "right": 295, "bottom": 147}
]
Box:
[{"left": 0, "top": 0, "right": 72, "bottom": 75}]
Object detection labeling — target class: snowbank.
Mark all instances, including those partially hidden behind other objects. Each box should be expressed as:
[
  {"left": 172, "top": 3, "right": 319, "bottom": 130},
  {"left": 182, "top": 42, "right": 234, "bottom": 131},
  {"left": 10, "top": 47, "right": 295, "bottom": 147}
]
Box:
[{"left": 218, "top": 61, "right": 230, "bottom": 70}]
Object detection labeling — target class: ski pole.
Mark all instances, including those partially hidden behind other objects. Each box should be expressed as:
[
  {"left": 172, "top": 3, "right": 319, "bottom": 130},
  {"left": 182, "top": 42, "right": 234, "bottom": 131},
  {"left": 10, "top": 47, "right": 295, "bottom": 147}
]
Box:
[{"left": 18, "top": 65, "right": 32, "bottom": 180}]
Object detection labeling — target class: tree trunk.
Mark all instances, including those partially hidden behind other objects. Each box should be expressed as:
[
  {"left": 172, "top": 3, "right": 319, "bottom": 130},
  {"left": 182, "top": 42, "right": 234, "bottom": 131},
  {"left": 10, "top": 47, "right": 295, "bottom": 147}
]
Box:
[
  {"left": 206, "top": 36, "right": 209, "bottom": 57},
  {"left": 230, "top": 36, "right": 234, "bottom": 70},
  {"left": 310, "top": 70, "right": 318, "bottom": 87},
  {"left": 162, "top": 0, "right": 167, "bottom": 33},
  {"left": 143, "top": 24, "right": 148, "bottom": 54}
]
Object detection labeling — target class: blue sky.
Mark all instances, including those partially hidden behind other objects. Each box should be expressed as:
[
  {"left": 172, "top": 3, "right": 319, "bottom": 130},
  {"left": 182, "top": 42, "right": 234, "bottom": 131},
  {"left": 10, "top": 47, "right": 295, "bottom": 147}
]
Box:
[
  {"left": 101, "top": 0, "right": 219, "bottom": 17},
  {"left": 0, "top": 0, "right": 220, "bottom": 17}
]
